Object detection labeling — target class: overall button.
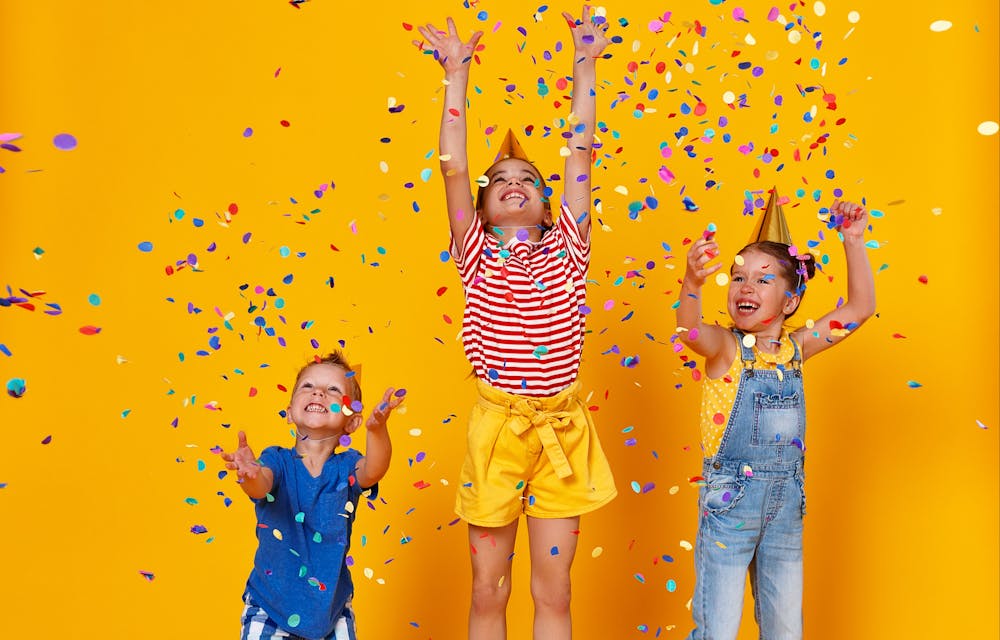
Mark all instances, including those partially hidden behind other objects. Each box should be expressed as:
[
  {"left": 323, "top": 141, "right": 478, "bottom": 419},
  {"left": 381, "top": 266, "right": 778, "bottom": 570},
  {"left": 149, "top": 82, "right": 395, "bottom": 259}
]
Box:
[{"left": 712, "top": 462, "right": 721, "bottom": 470}]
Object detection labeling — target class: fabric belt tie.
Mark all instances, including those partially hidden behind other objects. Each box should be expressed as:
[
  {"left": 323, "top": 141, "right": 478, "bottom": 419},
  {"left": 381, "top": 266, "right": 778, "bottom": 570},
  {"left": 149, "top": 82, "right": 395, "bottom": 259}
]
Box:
[{"left": 509, "top": 399, "right": 574, "bottom": 479}]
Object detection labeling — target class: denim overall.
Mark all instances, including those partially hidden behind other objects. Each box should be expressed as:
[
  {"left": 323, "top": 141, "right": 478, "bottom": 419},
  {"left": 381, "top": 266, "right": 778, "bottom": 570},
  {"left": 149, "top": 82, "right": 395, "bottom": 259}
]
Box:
[{"left": 687, "top": 330, "right": 806, "bottom": 640}]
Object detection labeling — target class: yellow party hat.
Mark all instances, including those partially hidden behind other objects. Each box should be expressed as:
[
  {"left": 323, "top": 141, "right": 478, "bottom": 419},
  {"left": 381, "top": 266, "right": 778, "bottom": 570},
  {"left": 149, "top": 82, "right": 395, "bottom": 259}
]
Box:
[{"left": 749, "top": 187, "right": 793, "bottom": 245}]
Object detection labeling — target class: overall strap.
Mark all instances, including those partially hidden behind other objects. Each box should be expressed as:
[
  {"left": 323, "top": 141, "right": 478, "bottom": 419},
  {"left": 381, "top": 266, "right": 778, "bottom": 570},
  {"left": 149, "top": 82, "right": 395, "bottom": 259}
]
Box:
[
  {"left": 788, "top": 332, "right": 803, "bottom": 370},
  {"left": 733, "top": 329, "right": 757, "bottom": 370}
]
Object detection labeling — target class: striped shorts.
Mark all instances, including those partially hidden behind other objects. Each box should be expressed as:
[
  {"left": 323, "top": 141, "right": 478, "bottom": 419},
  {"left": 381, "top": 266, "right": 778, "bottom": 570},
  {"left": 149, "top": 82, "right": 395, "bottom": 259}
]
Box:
[{"left": 240, "top": 594, "right": 357, "bottom": 640}]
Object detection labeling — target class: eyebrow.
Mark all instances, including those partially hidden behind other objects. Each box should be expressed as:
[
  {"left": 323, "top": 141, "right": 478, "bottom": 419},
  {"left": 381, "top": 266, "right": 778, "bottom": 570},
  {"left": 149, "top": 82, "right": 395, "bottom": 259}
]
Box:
[{"left": 491, "top": 170, "right": 541, "bottom": 180}]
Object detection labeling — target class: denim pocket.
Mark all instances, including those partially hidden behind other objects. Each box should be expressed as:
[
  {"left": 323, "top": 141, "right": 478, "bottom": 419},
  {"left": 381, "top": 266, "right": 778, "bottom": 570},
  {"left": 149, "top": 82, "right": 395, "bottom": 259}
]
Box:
[
  {"left": 701, "top": 472, "right": 746, "bottom": 515},
  {"left": 751, "top": 391, "right": 804, "bottom": 448}
]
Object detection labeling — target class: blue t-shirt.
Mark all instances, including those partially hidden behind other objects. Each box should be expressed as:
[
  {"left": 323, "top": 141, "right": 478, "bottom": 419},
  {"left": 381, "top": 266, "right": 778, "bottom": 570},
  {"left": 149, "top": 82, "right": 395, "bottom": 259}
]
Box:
[{"left": 244, "top": 446, "right": 375, "bottom": 639}]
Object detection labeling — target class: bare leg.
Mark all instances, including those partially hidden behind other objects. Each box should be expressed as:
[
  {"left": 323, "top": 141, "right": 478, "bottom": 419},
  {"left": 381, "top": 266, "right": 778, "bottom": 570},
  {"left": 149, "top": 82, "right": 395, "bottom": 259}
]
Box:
[
  {"left": 527, "top": 516, "right": 580, "bottom": 640},
  {"left": 469, "top": 521, "right": 518, "bottom": 640}
]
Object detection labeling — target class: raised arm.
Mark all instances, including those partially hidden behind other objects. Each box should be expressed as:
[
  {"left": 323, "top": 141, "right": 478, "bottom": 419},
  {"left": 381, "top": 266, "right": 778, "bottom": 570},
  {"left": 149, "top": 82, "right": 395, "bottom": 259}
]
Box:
[
  {"left": 415, "top": 19, "right": 483, "bottom": 257},
  {"left": 676, "top": 231, "right": 734, "bottom": 373},
  {"left": 793, "top": 199, "right": 876, "bottom": 360},
  {"left": 352, "top": 387, "right": 406, "bottom": 489},
  {"left": 219, "top": 431, "right": 274, "bottom": 500},
  {"left": 560, "top": 5, "right": 610, "bottom": 239}
]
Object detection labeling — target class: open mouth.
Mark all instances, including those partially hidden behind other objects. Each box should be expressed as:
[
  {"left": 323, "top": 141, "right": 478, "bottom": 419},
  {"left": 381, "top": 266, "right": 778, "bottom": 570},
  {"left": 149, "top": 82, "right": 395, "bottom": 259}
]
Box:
[
  {"left": 305, "top": 402, "right": 328, "bottom": 413},
  {"left": 735, "top": 300, "right": 759, "bottom": 315},
  {"left": 501, "top": 190, "right": 527, "bottom": 202}
]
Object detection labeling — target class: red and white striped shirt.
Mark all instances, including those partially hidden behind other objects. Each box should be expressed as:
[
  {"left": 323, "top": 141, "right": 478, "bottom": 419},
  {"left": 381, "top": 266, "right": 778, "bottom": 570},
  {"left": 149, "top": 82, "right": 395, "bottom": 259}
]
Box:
[{"left": 451, "top": 206, "right": 590, "bottom": 397}]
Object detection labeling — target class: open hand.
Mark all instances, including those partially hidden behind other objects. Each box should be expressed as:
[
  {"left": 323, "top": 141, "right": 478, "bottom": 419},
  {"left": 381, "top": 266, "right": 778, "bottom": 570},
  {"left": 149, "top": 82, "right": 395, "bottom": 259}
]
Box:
[
  {"left": 219, "top": 431, "right": 262, "bottom": 484},
  {"left": 364, "top": 387, "right": 407, "bottom": 433},
  {"left": 562, "top": 5, "right": 611, "bottom": 60},
  {"left": 415, "top": 17, "right": 483, "bottom": 73}
]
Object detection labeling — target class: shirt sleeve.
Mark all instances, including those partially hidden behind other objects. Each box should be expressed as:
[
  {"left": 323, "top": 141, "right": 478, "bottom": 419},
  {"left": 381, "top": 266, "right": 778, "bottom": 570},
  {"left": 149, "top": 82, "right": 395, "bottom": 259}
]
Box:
[
  {"left": 450, "top": 215, "right": 486, "bottom": 289},
  {"left": 555, "top": 203, "right": 591, "bottom": 278},
  {"left": 253, "top": 446, "right": 284, "bottom": 503},
  {"left": 345, "top": 448, "right": 379, "bottom": 499}
]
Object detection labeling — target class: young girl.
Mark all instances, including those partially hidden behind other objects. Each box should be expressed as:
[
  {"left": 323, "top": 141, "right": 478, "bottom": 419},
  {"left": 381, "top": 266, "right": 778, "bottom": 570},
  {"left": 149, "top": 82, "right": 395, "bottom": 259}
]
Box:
[
  {"left": 415, "top": 6, "right": 617, "bottom": 639},
  {"left": 220, "top": 351, "right": 405, "bottom": 640},
  {"left": 675, "top": 196, "right": 876, "bottom": 640}
]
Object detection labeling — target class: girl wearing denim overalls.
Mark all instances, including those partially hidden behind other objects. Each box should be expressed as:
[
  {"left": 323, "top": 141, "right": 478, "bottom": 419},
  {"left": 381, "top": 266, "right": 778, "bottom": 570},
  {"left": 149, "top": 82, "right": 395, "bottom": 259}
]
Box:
[{"left": 675, "top": 196, "right": 876, "bottom": 640}]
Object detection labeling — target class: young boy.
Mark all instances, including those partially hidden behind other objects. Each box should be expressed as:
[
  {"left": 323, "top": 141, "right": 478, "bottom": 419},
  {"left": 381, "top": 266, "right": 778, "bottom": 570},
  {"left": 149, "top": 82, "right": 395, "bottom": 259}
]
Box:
[{"left": 220, "top": 351, "right": 405, "bottom": 640}]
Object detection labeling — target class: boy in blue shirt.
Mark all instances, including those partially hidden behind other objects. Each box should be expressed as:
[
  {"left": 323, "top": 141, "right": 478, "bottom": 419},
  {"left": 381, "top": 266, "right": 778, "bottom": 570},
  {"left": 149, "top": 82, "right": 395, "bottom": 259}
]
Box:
[{"left": 220, "top": 351, "right": 405, "bottom": 640}]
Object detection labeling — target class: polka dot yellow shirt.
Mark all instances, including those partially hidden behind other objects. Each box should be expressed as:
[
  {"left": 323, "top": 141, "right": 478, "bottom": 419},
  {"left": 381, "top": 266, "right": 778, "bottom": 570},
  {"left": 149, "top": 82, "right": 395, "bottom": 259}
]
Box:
[{"left": 699, "top": 330, "right": 799, "bottom": 458}]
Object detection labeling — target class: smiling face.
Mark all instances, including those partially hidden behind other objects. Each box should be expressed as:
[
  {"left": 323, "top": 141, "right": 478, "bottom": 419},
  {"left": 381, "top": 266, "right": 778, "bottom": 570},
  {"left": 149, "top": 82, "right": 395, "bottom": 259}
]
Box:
[
  {"left": 287, "top": 363, "right": 361, "bottom": 437},
  {"left": 476, "top": 158, "right": 552, "bottom": 239},
  {"left": 727, "top": 248, "right": 801, "bottom": 334}
]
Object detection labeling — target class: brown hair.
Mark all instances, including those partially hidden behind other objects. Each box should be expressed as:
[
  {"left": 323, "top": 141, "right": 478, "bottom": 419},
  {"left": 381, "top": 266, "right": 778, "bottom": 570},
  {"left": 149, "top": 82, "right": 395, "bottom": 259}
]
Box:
[
  {"left": 737, "top": 241, "right": 816, "bottom": 318},
  {"left": 294, "top": 350, "right": 362, "bottom": 403}
]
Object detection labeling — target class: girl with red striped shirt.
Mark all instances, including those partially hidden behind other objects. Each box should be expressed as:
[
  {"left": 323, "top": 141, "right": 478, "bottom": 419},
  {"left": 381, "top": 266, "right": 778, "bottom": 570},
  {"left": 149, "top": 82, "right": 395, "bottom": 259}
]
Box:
[{"left": 415, "top": 6, "right": 617, "bottom": 639}]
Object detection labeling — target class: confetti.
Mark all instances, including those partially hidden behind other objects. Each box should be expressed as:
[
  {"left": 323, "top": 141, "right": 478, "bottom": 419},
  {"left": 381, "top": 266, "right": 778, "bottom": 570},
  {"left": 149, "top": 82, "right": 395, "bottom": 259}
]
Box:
[
  {"left": 6, "top": 378, "right": 26, "bottom": 398},
  {"left": 52, "top": 133, "right": 77, "bottom": 150},
  {"left": 978, "top": 121, "right": 999, "bottom": 136}
]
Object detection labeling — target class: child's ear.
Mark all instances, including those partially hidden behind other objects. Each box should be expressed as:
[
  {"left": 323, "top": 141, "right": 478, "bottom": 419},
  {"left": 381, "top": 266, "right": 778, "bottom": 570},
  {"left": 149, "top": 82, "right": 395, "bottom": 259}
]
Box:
[
  {"left": 344, "top": 414, "right": 363, "bottom": 435},
  {"left": 286, "top": 408, "right": 293, "bottom": 424},
  {"left": 783, "top": 293, "right": 801, "bottom": 315}
]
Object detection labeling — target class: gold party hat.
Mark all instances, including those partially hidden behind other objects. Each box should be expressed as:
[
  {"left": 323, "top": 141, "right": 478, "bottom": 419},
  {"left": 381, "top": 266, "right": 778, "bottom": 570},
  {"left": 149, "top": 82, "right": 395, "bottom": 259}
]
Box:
[
  {"left": 749, "top": 187, "right": 793, "bottom": 245},
  {"left": 494, "top": 128, "right": 530, "bottom": 162}
]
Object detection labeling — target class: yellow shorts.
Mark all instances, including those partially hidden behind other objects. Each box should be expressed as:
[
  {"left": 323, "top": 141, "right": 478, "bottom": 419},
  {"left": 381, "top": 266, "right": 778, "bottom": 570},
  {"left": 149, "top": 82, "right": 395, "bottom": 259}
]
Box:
[{"left": 455, "top": 378, "right": 618, "bottom": 527}]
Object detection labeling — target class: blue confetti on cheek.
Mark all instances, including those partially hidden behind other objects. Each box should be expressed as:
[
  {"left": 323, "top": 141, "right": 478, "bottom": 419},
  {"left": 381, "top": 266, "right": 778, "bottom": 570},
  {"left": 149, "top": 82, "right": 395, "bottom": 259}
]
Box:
[{"left": 550, "top": 546, "right": 559, "bottom": 556}]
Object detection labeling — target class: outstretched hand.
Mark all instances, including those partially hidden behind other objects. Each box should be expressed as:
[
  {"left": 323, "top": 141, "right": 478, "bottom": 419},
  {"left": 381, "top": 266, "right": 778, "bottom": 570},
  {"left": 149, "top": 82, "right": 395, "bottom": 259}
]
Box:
[
  {"left": 219, "top": 431, "right": 263, "bottom": 484},
  {"left": 831, "top": 199, "right": 868, "bottom": 240},
  {"left": 414, "top": 17, "right": 483, "bottom": 73},
  {"left": 562, "top": 4, "right": 611, "bottom": 60},
  {"left": 364, "top": 387, "right": 407, "bottom": 433}
]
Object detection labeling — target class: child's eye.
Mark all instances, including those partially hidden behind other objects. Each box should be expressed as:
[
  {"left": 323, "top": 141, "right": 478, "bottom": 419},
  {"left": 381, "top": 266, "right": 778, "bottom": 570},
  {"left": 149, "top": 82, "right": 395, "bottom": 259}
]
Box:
[{"left": 491, "top": 176, "right": 508, "bottom": 184}]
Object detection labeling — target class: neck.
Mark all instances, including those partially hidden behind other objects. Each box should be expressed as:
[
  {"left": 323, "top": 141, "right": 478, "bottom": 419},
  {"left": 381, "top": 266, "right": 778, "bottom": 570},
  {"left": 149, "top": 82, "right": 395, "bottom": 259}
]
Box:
[{"left": 296, "top": 429, "right": 339, "bottom": 442}]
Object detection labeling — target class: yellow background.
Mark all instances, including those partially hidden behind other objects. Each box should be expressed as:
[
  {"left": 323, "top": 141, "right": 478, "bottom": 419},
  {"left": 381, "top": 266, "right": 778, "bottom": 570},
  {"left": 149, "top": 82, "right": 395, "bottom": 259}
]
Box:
[{"left": 2, "top": 1, "right": 997, "bottom": 638}]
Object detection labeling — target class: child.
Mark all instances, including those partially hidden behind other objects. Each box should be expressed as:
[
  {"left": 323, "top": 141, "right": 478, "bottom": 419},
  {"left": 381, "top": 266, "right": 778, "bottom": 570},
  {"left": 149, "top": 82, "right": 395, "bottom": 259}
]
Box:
[
  {"left": 675, "top": 193, "right": 876, "bottom": 640},
  {"left": 414, "top": 6, "right": 617, "bottom": 639},
  {"left": 220, "top": 351, "right": 405, "bottom": 640}
]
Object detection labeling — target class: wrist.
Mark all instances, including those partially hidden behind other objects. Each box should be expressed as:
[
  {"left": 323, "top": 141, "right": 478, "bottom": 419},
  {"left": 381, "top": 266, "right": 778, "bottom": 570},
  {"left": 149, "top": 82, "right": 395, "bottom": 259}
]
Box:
[
  {"left": 681, "top": 276, "right": 704, "bottom": 291},
  {"left": 444, "top": 67, "right": 471, "bottom": 82}
]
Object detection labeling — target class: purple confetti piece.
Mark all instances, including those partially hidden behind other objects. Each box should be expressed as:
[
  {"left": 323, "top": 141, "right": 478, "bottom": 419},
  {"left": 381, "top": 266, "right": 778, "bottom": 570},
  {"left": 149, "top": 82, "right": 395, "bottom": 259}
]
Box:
[{"left": 53, "top": 133, "right": 77, "bottom": 150}]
